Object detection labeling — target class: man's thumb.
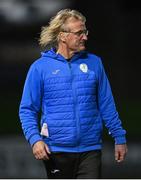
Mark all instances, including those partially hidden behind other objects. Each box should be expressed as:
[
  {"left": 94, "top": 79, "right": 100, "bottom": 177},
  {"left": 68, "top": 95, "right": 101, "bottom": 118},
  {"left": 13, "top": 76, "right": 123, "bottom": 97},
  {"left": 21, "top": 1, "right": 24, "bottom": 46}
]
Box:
[{"left": 45, "top": 144, "right": 51, "bottom": 154}]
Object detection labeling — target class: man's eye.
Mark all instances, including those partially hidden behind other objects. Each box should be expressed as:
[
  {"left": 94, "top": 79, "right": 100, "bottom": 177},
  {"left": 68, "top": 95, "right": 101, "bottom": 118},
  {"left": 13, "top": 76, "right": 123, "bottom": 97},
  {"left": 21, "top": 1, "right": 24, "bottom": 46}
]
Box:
[{"left": 76, "top": 31, "right": 83, "bottom": 35}]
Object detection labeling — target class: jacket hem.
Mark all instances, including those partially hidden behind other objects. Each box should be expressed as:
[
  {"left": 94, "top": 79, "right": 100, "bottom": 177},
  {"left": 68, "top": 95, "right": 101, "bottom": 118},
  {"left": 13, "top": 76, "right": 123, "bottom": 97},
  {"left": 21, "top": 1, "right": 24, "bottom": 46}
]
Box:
[{"left": 47, "top": 144, "right": 102, "bottom": 153}]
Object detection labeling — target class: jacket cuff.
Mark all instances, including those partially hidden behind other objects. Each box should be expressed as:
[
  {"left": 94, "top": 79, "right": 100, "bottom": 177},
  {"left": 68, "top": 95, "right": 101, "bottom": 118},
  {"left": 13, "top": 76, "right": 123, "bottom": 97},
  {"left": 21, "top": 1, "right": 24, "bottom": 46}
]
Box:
[
  {"left": 115, "top": 136, "right": 126, "bottom": 144},
  {"left": 29, "top": 134, "right": 43, "bottom": 147}
]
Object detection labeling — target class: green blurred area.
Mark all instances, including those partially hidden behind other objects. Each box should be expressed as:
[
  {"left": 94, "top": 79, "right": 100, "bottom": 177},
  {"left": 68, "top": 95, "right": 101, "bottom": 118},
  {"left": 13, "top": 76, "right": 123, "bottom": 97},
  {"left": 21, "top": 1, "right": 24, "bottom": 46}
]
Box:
[
  {"left": 1, "top": 94, "right": 22, "bottom": 134},
  {"left": 1, "top": 93, "right": 140, "bottom": 139}
]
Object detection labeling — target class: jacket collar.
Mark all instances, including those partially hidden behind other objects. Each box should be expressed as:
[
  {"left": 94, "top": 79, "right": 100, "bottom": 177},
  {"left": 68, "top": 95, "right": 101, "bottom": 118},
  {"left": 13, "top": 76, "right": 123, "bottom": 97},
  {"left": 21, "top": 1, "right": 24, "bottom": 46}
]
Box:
[{"left": 41, "top": 48, "right": 87, "bottom": 63}]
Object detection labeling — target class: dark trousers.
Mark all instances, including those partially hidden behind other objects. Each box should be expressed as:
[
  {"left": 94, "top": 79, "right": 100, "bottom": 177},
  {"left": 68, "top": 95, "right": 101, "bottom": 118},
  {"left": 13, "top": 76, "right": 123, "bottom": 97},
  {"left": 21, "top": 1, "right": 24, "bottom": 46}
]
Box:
[{"left": 43, "top": 150, "right": 101, "bottom": 179}]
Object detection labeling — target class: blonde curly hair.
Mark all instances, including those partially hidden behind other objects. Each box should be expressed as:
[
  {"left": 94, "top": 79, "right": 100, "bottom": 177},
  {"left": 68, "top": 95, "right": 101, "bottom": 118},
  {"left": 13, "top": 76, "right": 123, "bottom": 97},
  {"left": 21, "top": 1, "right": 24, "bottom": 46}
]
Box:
[{"left": 39, "top": 9, "right": 86, "bottom": 49}]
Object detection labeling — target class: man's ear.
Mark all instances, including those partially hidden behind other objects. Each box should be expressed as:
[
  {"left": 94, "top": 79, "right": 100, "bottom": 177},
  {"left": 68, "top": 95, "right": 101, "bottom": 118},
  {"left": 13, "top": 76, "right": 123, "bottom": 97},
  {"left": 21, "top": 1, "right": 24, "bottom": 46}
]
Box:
[{"left": 59, "top": 32, "right": 66, "bottom": 42}]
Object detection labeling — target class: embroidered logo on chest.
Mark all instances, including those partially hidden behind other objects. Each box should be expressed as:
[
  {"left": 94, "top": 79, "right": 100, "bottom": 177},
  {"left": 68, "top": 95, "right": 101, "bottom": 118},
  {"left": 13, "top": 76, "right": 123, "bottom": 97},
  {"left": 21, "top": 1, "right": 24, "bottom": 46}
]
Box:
[{"left": 79, "top": 63, "right": 88, "bottom": 73}]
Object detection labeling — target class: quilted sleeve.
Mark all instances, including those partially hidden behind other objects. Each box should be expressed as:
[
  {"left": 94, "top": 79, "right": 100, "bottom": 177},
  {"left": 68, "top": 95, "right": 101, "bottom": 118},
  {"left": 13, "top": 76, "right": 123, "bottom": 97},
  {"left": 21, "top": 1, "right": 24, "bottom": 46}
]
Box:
[{"left": 19, "top": 63, "right": 43, "bottom": 146}]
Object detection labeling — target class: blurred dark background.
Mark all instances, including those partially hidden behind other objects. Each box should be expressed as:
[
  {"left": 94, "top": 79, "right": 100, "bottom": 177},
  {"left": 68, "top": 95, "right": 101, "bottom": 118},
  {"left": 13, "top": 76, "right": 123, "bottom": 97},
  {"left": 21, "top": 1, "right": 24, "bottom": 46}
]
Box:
[{"left": 0, "top": 0, "right": 141, "bottom": 178}]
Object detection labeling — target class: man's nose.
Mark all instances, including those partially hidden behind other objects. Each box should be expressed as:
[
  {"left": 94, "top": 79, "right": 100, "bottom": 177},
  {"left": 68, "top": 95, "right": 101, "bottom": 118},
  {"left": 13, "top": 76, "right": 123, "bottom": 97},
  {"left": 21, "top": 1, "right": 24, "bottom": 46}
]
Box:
[{"left": 82, "top": 33, "right": 88, "bottom": 40}]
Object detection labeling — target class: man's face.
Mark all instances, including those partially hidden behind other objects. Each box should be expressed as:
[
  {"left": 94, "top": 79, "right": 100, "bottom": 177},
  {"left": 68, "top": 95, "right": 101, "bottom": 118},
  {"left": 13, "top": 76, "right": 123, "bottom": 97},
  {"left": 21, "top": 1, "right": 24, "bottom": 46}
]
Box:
[{"left": 63, "top": 18, "right": 88, "bottom": 53}]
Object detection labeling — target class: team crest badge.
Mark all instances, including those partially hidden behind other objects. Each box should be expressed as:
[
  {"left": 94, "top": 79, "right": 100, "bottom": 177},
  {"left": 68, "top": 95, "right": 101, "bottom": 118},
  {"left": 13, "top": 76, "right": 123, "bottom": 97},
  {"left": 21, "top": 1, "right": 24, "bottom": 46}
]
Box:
[{"left": 80, "top": 63, "right": 88, "bottom": 73}]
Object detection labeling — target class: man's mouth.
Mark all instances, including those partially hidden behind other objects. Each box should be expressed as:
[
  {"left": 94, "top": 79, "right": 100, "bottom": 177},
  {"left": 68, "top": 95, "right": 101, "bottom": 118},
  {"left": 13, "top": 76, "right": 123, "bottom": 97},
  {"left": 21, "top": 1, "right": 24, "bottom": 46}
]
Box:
[{"left": 80, "top": 42, "right": 85, "bottom": 45}]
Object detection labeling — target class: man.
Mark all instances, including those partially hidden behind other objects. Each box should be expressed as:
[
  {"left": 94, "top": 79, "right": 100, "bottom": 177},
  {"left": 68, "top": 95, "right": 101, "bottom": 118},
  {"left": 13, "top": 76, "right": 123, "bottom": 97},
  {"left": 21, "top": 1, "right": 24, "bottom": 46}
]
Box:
[{"left": 19, "top": 9, "right": 127, "bottom": 179}]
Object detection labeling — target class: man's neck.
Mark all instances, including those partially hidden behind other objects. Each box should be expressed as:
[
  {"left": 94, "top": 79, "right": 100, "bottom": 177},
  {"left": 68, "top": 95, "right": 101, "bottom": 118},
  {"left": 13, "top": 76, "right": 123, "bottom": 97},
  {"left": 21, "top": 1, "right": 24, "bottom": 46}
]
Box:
[
  {"left": 56, "top": 45, "right": 76, "bottom": 60},
  {"left": 56, "top": 50, "right": 74, "bottom": 60}
]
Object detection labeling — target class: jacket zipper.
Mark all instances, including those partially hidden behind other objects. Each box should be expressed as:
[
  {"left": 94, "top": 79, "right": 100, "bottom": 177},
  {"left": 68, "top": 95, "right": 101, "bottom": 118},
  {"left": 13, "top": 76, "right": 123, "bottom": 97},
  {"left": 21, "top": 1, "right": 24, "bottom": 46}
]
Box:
[{"left": 68, "top": 61, "right": 80, "bottom": 146}]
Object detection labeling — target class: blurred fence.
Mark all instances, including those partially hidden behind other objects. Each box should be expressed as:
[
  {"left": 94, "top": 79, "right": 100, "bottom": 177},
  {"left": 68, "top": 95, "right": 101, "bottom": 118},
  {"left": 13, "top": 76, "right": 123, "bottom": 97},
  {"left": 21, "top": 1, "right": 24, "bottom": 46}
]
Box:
[{"left": 0, "top": 135, "right": 141, "bottom": 179}]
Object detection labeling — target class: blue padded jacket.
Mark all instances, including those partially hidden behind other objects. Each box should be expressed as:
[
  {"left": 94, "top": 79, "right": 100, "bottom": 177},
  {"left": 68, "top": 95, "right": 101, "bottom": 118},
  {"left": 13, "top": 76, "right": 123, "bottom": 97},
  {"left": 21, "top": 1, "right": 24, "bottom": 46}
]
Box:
[{"left": 19, "top": 48, "right": 126, "bottom": 152}]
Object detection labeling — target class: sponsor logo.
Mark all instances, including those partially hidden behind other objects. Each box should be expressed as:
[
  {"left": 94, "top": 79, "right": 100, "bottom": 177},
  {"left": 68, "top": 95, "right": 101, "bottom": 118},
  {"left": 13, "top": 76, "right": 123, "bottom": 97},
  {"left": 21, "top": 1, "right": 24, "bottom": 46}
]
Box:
[
  {"left": 52, "top": 69, "right": 60, "bottom": 74},
  {"left": 51, "top": 169, "right": 60, "bottom": 174}
]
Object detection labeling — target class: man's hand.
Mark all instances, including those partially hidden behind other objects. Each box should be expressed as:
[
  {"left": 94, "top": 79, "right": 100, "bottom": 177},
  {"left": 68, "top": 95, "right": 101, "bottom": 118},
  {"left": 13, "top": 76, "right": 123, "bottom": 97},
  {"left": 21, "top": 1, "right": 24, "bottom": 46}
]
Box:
[
  {"left": 32, "top": 141, "right": 51, "bottom": 160},
  {"left": 115, "top": 144, "right": 128, "bottom": 163}
]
